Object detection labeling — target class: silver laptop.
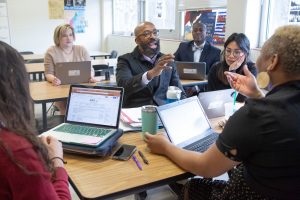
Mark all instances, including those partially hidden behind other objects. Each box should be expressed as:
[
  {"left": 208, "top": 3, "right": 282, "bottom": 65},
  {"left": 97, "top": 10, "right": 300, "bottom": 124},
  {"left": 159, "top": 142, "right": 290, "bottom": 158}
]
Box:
[
  {"left": 198, "top": 89, "right": 234, "bottom": 119},
  {"left": 42, "top": 85, "right": 124, "bottom": 147},
  {"left": 156, "top": 96, "right": 218, "bottom": 152},
  {"left": 176, "top": 61, "right": 206, "bottom": 80},
  {"left": 55, "top": 61, "right": 91, "bottom": 84}
]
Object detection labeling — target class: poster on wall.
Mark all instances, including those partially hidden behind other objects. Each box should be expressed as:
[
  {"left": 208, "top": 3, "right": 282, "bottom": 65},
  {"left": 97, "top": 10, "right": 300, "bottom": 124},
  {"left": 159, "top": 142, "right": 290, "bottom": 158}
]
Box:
[
  {"left": 184, "top": 9, "right": 226, "bottom": 45},
  {"left": 146, "top": 0, "right": 176, "bottom": 30},
  {"left": 289, "top": 0, "right": 300, "bottom": 23},
  {"left": 64, "top": 0, "right": 87, "bottom": 33},
  {"left": 48, "top": 0, "right": 64, "bottom": 19}
]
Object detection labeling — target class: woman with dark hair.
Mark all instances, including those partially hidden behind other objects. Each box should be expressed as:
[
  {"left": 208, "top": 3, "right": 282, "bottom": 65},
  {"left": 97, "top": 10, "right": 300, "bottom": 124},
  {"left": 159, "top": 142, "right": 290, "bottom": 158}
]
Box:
[
  {"left": 0, "top": 41, "right": 71, "bottom": 199},
  {"left": 207, "top": 33, "right": 257, "bottom": 101}
]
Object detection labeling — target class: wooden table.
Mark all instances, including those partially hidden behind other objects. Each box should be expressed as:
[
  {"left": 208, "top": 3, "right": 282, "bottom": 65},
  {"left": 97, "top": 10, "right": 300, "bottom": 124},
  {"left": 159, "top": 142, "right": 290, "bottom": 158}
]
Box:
[
  {"left": 64, "top": 118, "right": 223, "bottom": 200},
  {"left": 180, "top": 79, "right": 207, "bottom": 87},
  {"left": 22, "top": 53, "right": 44, "bottom": 62},
  {"left": 89, "top": 50, "right": 111, "bottom": 59}
]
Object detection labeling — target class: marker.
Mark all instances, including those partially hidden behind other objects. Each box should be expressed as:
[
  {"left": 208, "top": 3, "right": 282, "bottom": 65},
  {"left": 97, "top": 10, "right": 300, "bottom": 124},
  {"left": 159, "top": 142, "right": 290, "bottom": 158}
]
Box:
[
  {"left": 138, "top": 150, "right": 149, "bottom": 165},
  {"left": 233, "top": 90, "right": 237, "bottom": 112},
  {"left": 132, "top": 155, "right": 142, "bottom": 170}
]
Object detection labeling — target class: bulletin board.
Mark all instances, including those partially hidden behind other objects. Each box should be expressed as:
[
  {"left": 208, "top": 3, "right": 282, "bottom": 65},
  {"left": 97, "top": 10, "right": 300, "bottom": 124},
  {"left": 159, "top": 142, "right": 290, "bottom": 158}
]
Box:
[{"left": 184, "top": 9, "right": 227, "bottom": 45}]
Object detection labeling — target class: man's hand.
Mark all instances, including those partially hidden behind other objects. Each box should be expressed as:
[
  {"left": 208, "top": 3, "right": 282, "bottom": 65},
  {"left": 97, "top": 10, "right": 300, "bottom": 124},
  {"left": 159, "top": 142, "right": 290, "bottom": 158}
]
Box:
[{"left": 147, "top": 54, "right": 174, "bottom": 80}]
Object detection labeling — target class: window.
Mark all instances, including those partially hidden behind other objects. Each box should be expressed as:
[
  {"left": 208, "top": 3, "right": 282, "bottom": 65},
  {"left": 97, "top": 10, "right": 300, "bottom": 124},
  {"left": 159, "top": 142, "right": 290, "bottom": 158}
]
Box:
[
  {"left": 259, "top": 0, "right": 300, "bottom": 47},
  {"left": 112, "top": 0, "right": 139, "bottom": 35}
]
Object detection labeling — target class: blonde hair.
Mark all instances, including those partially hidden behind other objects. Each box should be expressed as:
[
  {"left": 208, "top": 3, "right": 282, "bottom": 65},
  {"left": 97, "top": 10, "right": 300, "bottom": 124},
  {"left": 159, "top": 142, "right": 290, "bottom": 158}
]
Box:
[
  {"left": 263, "top": 25, "right": 300, "bottom": 74},
  {"left": 53, "top": 24, "right": 75, "bottom": 46}
]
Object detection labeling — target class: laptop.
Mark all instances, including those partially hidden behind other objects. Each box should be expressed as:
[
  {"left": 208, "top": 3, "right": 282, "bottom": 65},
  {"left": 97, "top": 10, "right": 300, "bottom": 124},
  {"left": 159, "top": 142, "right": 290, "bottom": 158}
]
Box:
[
  {"left": 55, "top": 61, "right": 91, "bottom": 84},
  {"left": 42, "top": 85, "right": 124, "bottom": 147},
  {"left": 156, "top": 96, "right": 218, "bottom": 152},
  {"left": 175, "top": 61, "right": 206, "bottom": 80},
  {"left": 198, "top": 89, "right": 234, "bottom": 119}
]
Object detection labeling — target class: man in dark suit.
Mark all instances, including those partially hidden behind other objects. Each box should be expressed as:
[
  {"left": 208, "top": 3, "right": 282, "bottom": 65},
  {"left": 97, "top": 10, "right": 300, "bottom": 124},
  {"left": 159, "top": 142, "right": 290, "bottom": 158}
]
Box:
[
  {"left": 174, "top": 22, "right": 221, "bottom": 96},
  {"left": 116, "top": 21, "right": 186, "bottom": 108},
  {"left": 174, "top": 22, "right": 221, "bottom": 73}
]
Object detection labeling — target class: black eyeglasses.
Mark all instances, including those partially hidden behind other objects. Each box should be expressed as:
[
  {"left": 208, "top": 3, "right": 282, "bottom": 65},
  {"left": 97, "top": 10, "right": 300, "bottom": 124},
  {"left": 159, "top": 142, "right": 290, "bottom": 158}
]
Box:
[{"left": 137, "top": 29, "right": 159, "bottom": 38}]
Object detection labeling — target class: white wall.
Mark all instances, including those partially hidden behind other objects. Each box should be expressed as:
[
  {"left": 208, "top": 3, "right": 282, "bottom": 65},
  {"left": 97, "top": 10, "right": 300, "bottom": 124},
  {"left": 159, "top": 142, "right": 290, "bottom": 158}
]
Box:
[{"left": 6, "top": 0, "right": 101, "bottom": 54}]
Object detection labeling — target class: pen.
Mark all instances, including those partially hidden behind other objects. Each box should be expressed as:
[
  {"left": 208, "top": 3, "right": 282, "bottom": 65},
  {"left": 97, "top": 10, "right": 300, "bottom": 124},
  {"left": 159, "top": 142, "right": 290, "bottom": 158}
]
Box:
[
  {"left": 132, "top": 155, "right": 142, "bottom": 170},
  {"left": 138, "top": 150, "right": 149, "bottom": 165}
]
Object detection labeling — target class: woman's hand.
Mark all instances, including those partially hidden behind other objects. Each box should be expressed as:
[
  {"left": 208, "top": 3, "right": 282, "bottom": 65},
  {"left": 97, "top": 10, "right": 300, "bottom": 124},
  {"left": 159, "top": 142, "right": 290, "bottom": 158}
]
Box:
[
  {"left": 40, "top": 136, "right": 64, "bottom": 167},
  {"left": 52, "top": 76, "right": 61, "bottom": 86},
  {"left": 89, "top": 76, "right": 97, "bottom": 83},
  {"left": 144, "top": 133, "right": 172, "bottom": 155},
  {"left": 229, "top": 54, "right": 245, "bottom": 72},
  {"left": 225, "top": 65, "right": 264, "bottom": 98}
]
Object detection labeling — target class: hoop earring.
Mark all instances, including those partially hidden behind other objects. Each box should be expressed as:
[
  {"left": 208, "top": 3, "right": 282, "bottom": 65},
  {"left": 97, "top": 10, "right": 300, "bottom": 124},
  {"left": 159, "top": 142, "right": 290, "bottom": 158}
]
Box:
[{"left": 257, "top": 72, "right": 270, "bottom": 89}]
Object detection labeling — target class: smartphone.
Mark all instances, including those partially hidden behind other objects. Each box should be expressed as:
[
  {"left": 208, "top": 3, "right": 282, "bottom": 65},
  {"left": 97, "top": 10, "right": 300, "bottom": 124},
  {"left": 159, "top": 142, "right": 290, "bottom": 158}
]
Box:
[{"left": 112, "top": 144, "right": 137, "bottom": 161}]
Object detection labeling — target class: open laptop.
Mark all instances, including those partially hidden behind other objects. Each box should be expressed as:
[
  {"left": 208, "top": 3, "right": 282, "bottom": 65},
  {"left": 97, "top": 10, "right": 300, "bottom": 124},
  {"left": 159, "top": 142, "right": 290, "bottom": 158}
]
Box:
[
  {"left": 156, "top": 96, "right": 218, "bottom": 152},
  {"left": 175, "top": 61, "right": 206, "bottom": 80},
  {"left": 55, "top": 61, "right": 91, "bottom": 84},
  {"left": 198, "top": 89, "right": 234, "bottom": 119},
  {"left": 42, "top": 85, "right": 124, "bottom": 147}
]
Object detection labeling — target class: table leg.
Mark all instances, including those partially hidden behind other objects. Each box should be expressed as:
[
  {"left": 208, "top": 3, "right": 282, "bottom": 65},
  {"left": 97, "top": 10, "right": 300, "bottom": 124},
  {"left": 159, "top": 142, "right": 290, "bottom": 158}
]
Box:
[{"left": 42, "top": 103, "right": 47, "bottom": 131}]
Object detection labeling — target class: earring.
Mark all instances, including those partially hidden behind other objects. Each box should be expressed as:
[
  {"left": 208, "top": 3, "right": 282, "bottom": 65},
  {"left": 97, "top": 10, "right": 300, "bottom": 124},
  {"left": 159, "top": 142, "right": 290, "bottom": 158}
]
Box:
[{"left": 257, "top": 72, "right": 270, "bottom": 89}]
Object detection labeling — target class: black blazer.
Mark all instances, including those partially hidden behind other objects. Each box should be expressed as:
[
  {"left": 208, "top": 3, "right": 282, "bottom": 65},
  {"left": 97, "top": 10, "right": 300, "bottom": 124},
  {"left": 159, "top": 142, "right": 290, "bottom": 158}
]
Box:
[
  {"left": 116, "top": 46, "right": 186, "bottom": 108},
  {"left": 174, "top": 41, "right": 221, "bottom": 74}
]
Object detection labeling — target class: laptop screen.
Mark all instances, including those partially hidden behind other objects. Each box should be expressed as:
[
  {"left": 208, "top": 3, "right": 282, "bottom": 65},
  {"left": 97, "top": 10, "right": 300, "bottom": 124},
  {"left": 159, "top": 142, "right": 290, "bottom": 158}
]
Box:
[
  {"left": 65, "top": 85, "right": 123, "bottom": 128},
  {"left": 157, "top": 96, "right": 211, "bottom": 146}
]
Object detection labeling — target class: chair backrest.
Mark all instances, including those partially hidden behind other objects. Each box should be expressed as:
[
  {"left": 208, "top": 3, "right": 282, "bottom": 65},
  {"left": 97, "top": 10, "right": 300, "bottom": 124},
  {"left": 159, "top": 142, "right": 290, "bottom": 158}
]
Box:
[
  {"left": 93, "top": 64, "right": 109, "bottom": 76},
  {"left": 110, "top": 50, "right": 118, "bottom": 59},
  {"left": 19, "top": 51, "right": 34, "bottom": 55}
]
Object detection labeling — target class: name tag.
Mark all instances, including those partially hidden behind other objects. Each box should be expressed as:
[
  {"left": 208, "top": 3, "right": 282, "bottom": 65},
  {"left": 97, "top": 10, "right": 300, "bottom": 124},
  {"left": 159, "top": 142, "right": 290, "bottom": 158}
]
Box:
[
  {"left": 68, "top": 70, "right": 80, "bottom": 76},
  {"left": 183, "top": 68, "right": 197, "bottom": 74}
]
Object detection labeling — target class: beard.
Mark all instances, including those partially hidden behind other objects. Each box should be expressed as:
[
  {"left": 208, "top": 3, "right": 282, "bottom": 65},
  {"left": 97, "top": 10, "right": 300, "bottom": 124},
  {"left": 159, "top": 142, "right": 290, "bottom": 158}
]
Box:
[{"left": 140, "top": 39, "right": 160, "bottom": 57}]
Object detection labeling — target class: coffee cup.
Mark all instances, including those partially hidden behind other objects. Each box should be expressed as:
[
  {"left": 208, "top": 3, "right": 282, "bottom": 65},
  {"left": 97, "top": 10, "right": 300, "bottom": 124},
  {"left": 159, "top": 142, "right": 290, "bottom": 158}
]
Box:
[{"left": 141, "top": 105, "right": 158, "bottom": 140}]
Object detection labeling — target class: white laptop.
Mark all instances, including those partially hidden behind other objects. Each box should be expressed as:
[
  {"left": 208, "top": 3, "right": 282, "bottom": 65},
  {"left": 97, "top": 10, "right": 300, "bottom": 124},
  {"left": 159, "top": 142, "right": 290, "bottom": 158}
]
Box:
[
  {"left": 198, "top": 89, "right": 235, "bottom": 119},
  {"left": 55, "top": 61, "right": 91, "bottom": 84},
  {"left": 176, "top": 61, "right": 206, "bottom": 80},
  {"left": 42, "top": 85, "right": 124, "bottom": 147},
  {"left": 156, "top": 96, "right": 218, "bottom": 152}
]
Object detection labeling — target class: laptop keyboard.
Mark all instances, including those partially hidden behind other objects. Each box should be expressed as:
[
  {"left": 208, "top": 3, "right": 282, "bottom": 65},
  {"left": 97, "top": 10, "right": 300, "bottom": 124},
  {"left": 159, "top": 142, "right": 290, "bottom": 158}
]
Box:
[
  {"left": 184, "top": 133, "right": 219, "bottom": 153},
  {"left": 54, "top": 124, "right": 112, "bottom": 137}
]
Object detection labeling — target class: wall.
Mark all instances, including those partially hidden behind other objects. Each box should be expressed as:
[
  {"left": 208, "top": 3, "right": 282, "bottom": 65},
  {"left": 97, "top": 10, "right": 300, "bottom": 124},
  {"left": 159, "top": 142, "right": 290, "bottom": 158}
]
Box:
[{"left": 6, "top": 0, "right": 101, "bottom": 54}]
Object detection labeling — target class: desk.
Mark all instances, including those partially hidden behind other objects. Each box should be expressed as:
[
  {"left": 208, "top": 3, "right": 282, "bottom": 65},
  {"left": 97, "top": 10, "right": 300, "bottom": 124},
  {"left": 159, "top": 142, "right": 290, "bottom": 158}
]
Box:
[
  {"left": 30, "top": 77, "right": 115, "bottom": 132},
  {"left": 89, "top": 51, "right": 111, "bottom": 59},
  {"left": 25, "top": 59, "right": 117, "bottom": 81},
  {"left": 64, "top": 132, "right": 192, "bottom": 200},
  {"left": 22, "top": 54, "right": 44, "bottom": 62},
  {"left": 180, "top": 79, "right": 207, "bottom": 87},
  {"left": 64, "top": 119, "right": 222, "bottom": 200},
  {"left": 25, "top": 63, "right": 45, "bottom": 81}
]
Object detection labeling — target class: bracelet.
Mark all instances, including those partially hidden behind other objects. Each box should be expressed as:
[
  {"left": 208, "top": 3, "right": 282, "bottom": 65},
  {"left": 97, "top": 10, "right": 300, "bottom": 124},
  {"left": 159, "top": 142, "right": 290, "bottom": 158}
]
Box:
[{"left": 50, "top": 157, "right": 67, "bottom": 164}]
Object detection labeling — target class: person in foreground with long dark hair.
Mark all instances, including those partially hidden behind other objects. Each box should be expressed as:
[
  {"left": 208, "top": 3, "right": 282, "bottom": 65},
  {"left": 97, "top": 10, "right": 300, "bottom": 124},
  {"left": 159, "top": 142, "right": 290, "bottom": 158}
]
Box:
[
  {"left": 0, "top": 41, "right": 71, "bottom": 199},
  {"left": 145, "top": 25, "right": 300, "bottom": 199}
]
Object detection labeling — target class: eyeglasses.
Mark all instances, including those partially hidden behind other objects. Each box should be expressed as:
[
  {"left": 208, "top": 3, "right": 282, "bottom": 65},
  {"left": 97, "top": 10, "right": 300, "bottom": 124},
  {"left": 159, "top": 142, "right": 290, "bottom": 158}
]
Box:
[
  {"left": 137, "top": 29, "right": 159, "bottom": 38},
  {"left": 225, "top": 48, "right": 244, "bottom": 58}
]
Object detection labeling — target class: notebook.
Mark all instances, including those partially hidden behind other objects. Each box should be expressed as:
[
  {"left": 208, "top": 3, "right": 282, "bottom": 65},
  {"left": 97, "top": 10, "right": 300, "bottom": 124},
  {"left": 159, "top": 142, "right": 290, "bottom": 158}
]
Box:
[
  {"left": 55, "top": 61, "right": 91, "bottom": 84},
  {"left": 175, "top": 61, "right": 206, "bottom": 80},
  {"left": 156, "top": 96, "right": 218, "bottom": 152},
  {"left": 42, "top": 85, "right": 124, "bottom": 147},
  {"left": 198, "top": 89, "right": 235, "bottom": 119}
]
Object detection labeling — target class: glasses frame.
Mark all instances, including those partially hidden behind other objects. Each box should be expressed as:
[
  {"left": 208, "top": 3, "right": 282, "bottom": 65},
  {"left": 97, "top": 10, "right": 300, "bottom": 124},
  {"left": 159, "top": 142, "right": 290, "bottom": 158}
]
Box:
[
  {"left": 137, "top": 29, "right": 159, "bottom": 39},
  {"left": 225, "top": 48, "right": 244, "bottom": 58}
]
